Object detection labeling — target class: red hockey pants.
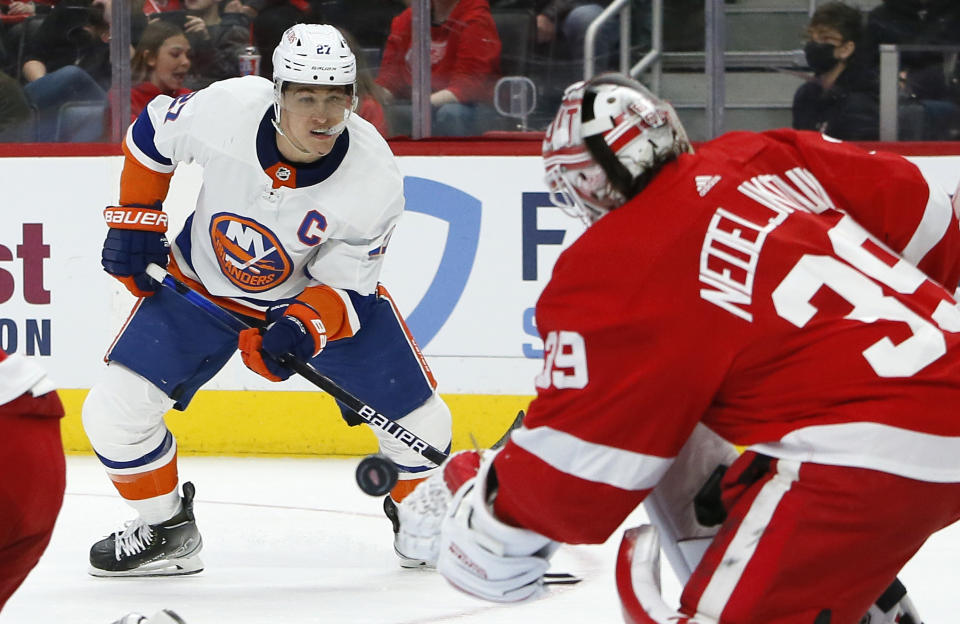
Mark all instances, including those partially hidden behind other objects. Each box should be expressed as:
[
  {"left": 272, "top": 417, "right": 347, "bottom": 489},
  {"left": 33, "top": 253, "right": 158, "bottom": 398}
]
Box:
[{"left": 680, "top": 452, "right": 960, "bottom": 624}]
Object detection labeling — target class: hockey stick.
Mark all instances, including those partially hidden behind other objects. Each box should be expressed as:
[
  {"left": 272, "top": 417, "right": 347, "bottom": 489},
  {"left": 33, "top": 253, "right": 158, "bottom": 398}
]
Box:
[{"left": 143, "top": 263, "right": 449, "bottom": 468}]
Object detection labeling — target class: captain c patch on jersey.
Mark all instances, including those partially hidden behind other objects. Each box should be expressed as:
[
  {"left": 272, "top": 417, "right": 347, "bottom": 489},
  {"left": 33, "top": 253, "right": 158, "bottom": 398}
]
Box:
[{"left": 209, "top": 213, "right": 292, "bottom": 292}]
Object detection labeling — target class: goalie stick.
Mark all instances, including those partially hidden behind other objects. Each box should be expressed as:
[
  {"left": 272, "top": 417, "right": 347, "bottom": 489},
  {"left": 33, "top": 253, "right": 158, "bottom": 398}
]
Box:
[{"left": 144, "top": 263, "right": 450, "bottom": 470}]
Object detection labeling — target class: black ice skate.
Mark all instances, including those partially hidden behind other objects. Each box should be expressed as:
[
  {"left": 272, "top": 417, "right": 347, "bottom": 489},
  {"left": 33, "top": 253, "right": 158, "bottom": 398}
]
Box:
[{"left": 89, "top": 482, "right": 203, "bottom": 577}]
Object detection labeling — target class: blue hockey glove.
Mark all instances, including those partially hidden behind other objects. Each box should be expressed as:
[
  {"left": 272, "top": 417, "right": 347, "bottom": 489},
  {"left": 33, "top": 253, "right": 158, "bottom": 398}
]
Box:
[
  {"left": 101, "top": 204, "right": 170, "bottom": 297},
  {"left": 239, "top": 301, "right": 327, "bottom": 382}
]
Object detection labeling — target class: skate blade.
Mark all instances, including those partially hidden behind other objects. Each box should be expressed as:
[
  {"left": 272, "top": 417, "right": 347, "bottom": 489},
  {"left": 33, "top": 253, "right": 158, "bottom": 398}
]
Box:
[
  {"left": 397, "top": 559, "right": 433, "bottom": 569},
  {"left": 88, "top": 556, "right": 204, "bottom": 578}
]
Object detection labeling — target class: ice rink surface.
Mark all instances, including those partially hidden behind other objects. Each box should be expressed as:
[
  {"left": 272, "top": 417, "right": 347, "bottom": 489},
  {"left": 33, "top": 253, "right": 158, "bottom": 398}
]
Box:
[{"left": 3, "top": 455, "right": 958, "bottom": 624}]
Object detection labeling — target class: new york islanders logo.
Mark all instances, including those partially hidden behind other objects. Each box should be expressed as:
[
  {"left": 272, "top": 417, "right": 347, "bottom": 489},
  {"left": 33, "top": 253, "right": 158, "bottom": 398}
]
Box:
[{"left": 209, "top": 213, "right": 292, "bottom": 292}]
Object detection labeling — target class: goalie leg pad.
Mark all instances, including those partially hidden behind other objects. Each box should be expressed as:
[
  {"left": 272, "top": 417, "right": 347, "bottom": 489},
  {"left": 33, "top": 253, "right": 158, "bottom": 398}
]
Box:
[{"left": 616, "top": 525, "right": 714, "bottom": 624}]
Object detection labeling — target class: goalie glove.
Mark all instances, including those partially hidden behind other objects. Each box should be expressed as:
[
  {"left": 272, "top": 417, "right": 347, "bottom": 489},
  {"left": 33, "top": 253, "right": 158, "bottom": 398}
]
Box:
[
  {"left": 437, "top": 449, "right": 559, "bottom": 603},
  {"left": 101, "top": 204, "right": 170, "bottom": 297},
  {"left": 238, "top": 300, "right": 327, "bottom": 382}
]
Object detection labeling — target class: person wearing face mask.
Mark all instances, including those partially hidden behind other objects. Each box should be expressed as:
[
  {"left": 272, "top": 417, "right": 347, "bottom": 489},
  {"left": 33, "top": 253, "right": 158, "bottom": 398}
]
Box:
[{"left": 792, "top": 1, "right": 879, "bottom": 141}]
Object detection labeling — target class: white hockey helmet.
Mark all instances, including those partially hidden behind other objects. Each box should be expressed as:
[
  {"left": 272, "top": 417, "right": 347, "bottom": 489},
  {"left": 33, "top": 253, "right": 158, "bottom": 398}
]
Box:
[
  {"left": 542, "top": 73, "right": 691, "bottom": 224},
  {"left": 272, "top": 23, "right": 359, "bottom": 135}
]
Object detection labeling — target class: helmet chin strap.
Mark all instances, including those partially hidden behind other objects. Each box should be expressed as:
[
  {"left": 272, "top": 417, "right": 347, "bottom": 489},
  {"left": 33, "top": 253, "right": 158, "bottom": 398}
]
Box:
[{"left": 272, "top": 116, "right": 314, "bottom": 157}]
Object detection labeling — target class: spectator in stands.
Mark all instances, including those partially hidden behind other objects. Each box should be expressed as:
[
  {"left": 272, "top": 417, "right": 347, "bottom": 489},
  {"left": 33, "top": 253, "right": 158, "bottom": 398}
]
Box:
[
  {"left": 308, "top": 0, "right": 405, "bottom": 51},
  {"left": 792, "top": 2, "right": 879, "bottom": 141},
  {"left": 20, "top": 0, "right": 112, "bottom": 141},
  {"left": 179, "top": 0, "right": 249, "bottom": 89},
  {"left": 220, "top": 0, "right": 306, "bottom": 78},
  {"left": 0, "top": 70, "right": 31, "bottom": 139},
  {"left": 131, "top": 20, "right": 192, "bottom": 120},
  {"left": 531, "top": 0, "right": 618, "bottom": 72},
  {"left": 338, "top": 27, "right": 389, "bottom": 137},
  {"left": 143, "top": 0, "right": 182, "bottom": 16},
  {"left": 864, "top": 0, "right": 960, "bottom": 140},
  {"left": 376, "top": 0, "right": 501, "bottom": 136}
]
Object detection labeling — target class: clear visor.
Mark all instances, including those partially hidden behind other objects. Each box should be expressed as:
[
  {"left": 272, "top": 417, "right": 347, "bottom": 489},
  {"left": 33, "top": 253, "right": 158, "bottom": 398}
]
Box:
[{"left": 281, "top": 88, "right": 353, "bottom": 118}]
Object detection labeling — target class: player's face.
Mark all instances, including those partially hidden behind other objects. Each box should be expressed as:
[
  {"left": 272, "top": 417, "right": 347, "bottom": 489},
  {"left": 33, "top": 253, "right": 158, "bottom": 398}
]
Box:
[
  {"left": 149, "top": 34, "right": 191, "bottom": 93},
  {"left": 278, "top": 85, "right": 352, "bottom": 159}
]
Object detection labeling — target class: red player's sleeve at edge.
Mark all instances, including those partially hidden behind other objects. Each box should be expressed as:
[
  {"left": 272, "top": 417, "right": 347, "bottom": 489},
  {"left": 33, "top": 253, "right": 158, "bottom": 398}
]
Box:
[
  {"left": 492, "top": 441, "right": 652, "bottom": 544},
  {"left": 0, "top": 390, "right": 64, "bottom": 420}
]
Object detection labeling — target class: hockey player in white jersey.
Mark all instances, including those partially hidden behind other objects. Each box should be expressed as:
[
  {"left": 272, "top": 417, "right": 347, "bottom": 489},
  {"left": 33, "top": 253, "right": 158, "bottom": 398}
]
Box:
[{"left": 82, "top": 23, "right": 452, "bottom": 576}]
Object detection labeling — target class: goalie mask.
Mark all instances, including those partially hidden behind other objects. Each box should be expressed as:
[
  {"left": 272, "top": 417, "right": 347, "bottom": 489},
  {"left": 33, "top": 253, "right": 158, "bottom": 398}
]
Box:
[
  {"left": 272, "top": 23, "right": 359, "bottom": 137},
  {"left": 542, "top": 73, "right": 691, "bottom": 224}
]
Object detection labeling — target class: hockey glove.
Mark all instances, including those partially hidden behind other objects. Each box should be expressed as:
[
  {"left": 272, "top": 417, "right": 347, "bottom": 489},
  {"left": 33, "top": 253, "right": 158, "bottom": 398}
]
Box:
[
  {"left": 437, "top": 449, "right": 558, "bottom": 603},
  {"left": 101, "top": 204, "right": 170, "bottom": 297},
  {"left": 238, "top": 300, "right": 327, "bottom": 382}
]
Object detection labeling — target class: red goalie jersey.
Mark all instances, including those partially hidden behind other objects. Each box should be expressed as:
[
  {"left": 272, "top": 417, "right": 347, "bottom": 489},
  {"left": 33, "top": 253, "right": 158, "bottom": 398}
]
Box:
[{"left": 495, "top": 129, "right": 960, "bottom": 544}]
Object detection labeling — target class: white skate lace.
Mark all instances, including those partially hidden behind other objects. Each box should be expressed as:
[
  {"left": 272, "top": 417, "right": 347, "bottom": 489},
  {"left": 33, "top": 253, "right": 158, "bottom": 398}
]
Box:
[{"left": 114, "top": 517, "right": 154, "bottom": 560}]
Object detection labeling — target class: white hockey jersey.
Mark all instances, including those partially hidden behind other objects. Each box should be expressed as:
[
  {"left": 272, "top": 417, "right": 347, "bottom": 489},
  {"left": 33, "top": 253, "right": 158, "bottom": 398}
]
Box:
[{"left": 124, "top": 75, "right": 404, "bottom": 314}]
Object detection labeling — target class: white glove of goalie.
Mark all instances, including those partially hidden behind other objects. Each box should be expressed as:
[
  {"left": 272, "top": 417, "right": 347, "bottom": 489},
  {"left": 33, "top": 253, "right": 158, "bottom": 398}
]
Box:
[{"left": 437, "top": 448, "right": 559, "bottom": 602}]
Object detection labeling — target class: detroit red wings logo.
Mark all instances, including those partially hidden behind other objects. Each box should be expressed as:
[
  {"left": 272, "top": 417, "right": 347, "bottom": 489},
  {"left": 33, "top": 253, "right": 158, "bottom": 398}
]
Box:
[{"left": 209, "top": 213, "right": 292, "bottom": 292}]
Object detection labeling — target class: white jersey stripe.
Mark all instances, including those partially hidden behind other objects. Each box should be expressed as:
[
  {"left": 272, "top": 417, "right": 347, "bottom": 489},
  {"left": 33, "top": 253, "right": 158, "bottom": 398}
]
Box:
[
  {"left": 695, "top": 459, "right": 800, "bottom": 619},
  {"left": 510, "top": 426, "right": 674, "bottom": 491},
  {"left": 748, "top": 421, "right": 960, "bottom": 483},
  {"left": 124, "top": 124, "right": 176, "bottom": 174},
  {"left": 900, "top": 182, "right": 952, "bottom": 265}
]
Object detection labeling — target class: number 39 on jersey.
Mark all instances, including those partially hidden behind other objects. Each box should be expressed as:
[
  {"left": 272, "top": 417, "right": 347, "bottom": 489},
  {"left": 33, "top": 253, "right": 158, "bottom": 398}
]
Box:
[{"left": 535, "top": 330, "right": 589, "bottom": 390}]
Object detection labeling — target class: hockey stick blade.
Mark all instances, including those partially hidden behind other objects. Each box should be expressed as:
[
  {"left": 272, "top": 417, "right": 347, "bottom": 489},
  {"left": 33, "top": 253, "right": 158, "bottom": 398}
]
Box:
[
  {"left": 144, "top": 263, "right": 449, "bottom": 467},
  {"left": 491, "top": 410, "right": 524, "bottom": 450},
  {"left": 543, "top": 572, "right": 582, "bottom": 585}
]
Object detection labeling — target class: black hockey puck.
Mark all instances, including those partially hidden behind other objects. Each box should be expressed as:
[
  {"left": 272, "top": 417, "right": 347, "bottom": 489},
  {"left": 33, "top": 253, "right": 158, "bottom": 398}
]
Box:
[{"left": 356, "top": 454, "right": 399, "bottom": 497}]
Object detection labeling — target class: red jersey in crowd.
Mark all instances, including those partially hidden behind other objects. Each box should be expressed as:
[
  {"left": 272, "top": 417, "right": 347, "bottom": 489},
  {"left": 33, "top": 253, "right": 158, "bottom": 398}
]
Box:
[
  {"left": 376, "top": 0, "right": 501, "bottom": 104},
  {"left": 131, "top": 82, "right": 191, "bottom": 122}
]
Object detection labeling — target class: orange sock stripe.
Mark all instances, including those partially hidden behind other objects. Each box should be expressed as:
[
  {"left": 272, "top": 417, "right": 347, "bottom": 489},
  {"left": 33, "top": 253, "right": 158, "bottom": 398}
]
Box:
[
  {"left": 390, "top": 476, "right": 427, "bottom": 503},
  {"left": 376, "top": 284, "right": 437, "bottom": 389},
  {"left": 109, "top": 454, "right": 179, "bottom": 501}
]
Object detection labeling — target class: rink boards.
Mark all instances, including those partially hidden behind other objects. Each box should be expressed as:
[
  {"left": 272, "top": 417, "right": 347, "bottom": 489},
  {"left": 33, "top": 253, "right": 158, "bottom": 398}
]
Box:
[{"left": 1, "top": 151, "right": 959, "bottom": 455}]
